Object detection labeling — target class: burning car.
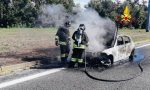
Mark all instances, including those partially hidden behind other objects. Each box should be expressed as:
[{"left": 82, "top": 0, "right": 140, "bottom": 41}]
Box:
[{"left": 86, "top": 35, "right": 135, "bottom": 68}]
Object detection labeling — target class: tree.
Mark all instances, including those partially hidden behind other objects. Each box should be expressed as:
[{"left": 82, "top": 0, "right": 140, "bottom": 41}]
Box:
[
  {"left": 89, "top": 0, "right": 147, "bottom": 29},
  {"left": 0, "top": 0, "right": 75, "bottom": 28},
  {"left": 46, "top": 0, "right": 74, "bottom": 12},
  {"left": 89, "top": 0, "right": 118, "bottom": 19},
  {"left": 0, "top": 0, "right": 39, "bottom": 27}
]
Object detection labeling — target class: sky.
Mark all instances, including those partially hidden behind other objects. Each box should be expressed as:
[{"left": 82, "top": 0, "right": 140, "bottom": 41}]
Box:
[
  {"left": 120, "top": 0, "right": 148, "bottom": 6},
  {"left": 73, "top": 0, "right": 90, "bottom": 9},
  {"left": 74, "top": 0, "right": 149, "bottom": 8}
]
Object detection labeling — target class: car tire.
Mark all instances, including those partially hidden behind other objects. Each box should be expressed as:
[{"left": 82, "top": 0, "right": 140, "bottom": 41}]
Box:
[{"left": 101, "top": 56, "right": 113, "bottom": 68}]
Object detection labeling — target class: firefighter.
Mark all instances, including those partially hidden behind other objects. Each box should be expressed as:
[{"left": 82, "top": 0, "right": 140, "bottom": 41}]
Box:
[
  {"left": 55, "top": 21, "right": 71, "bottom": 66},
  {"left": 69, "top": 24, "right": 89, "bottom": 67}
]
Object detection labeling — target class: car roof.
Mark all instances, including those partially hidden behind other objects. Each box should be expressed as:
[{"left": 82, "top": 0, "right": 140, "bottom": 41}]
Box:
[{"left": 117, "top": 34, "right": 131, "bottom": 38}]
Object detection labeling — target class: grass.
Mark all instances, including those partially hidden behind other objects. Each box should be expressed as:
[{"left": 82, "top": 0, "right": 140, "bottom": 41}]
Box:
[
  {"left": 0, "top": 28, "right": 57, "bottom": 53},
  {"left": 118, "top": 29, "right": 150, "bottom": 44},
  {"left": 0, "top": 28, "right": 149, "bottom": 65},
  {"left": 0, "top": 28, "right": 60, "bottom": 65},
  {"left": 0, "top": 28, "right": 150, "bottom": 53},
  {"left": 0, "top": 28, "right": 149, "bottom": 54}
]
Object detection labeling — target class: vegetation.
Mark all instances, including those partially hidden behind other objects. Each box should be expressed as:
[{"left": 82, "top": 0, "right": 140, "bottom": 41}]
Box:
[
  {"left": 0, "top": 0, "right": 74, "bottom": 28},
  {"left": 119, "top": 29, "right": 150, "bottom": 43},
  {"left": 0, "top": 0, "right": 148, "bottom": 29},
  {"left": 89, "top": 0, "right": 148, "bottom": 29}
]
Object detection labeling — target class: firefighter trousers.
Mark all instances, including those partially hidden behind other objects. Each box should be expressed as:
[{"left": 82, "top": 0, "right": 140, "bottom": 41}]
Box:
[
  {"left": 71, "top": 48, "right": 85, "bottom": 63},
  {"left": 60, "top": 44, "right": 70, "bottom": 63}
]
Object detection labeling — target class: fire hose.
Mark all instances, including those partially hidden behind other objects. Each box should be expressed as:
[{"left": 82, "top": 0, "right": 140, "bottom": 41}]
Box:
[{"left": 83, "top": 49, "right": 144, "bottom": 82}]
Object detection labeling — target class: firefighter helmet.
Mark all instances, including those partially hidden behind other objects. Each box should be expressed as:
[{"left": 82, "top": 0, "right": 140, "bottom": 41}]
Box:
[
  {"left": 79, "top": 24, "right": 85, "bottom": 31},
  {"left": 64, "top": 21, "right": 71, "bottom": 27}
]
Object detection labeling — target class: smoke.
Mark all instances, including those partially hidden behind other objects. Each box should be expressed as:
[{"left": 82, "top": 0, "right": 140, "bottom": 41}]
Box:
[
  {"left": 38, "top": 4, "right": 68, "bottom": 27},
  {"left": 38, "top": 4, "right": 116, "bottom": 52},
  {"left": 72, "top": 8, "right": 116, "bottom": 52}
]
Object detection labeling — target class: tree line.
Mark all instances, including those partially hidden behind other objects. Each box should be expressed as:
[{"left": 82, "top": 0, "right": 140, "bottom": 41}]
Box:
[
  {"left": 0, "top": 0, "right": 74, "bottom": 28},
  {"left": 89, "top": 0, "right": 148, "bottom": 29},
  {"left": 0, "top": 0, "right": 148, "bottom": 29}
]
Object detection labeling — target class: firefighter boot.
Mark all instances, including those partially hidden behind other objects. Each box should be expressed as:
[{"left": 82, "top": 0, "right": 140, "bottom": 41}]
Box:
[
  {"left": 78, "top": 59, "right": 84, "bottom": 68},
  {"left": 68, "top": 61, "right": 76, "bottom": 68},
  {"left": 60, "top": 57, "right": 66, "bottom": 67}
]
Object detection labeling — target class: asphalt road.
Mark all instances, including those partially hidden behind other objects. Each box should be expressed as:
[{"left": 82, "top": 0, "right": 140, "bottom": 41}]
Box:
[{"left": 1, "top": 45, "right": 150, "bottom": 90}]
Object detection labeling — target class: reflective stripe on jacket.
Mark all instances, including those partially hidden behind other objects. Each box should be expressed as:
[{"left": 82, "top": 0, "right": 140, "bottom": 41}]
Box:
[{"left": 59, "top": 41, "right": 67, "bottom": 45}]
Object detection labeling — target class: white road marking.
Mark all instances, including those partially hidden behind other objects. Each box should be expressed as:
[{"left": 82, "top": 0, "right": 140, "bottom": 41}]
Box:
[
  {"left": 0, "top": 43, "right": 150, "bottom": 89},
  {"left": 136, "top": 43, "right": 150, "bottom": 49},
  {"left": 0, "top": 68, "right": 65, "bottom": 89}
]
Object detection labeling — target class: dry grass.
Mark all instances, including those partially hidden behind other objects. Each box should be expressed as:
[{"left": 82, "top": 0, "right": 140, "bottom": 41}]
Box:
[
  {"left": 0, "top": 28, "right": 57, "bottom": 52},
  {"left": 0, "top": 28, "right": 58, "bottom": 65},
  {"left": 118, "top": 29, "right": 150, "bottom": 44},
  {"left": 0, "top": 28, "right": 149, "bottom": 65}
]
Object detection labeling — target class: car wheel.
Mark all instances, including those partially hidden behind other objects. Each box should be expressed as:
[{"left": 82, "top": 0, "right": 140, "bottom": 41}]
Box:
[{"left": 100, "top": 57, "right": 113, "bottom": 68}]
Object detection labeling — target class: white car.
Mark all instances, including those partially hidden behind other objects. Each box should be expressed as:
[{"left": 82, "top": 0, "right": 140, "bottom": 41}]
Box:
[{"left": 87, "top": 35, "right": 135, "bottom": 67}]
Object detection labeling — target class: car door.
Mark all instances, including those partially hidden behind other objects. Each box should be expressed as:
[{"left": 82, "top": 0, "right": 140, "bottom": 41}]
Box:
[
  {"left": 123, "top": 36, "right": 133, "bottom": 57},
  {"left": 117, "top": 36, "right": 126, "bottom": 61}
]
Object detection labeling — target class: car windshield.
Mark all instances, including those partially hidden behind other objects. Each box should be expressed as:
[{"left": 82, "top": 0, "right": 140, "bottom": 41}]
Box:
[
  {"left": 104, "top": 39, "right": 115, "bottom": 48},
  {"left": 103, "top": 31, "right": 116, "bottom": 48}
]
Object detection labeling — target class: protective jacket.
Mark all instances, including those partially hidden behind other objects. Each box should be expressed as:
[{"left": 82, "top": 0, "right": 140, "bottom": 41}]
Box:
[
  {"left": 55, "top": 26, "right": 70, "bottom": 45},
  {"left": 72, "top": 30, "right": 89, "bottom": 47},
  {"left": 55, "top": 26, "right": 70, "bottom": 65},
  {"left": 70, "top": 29, "right": 89, "bottom": 66}
]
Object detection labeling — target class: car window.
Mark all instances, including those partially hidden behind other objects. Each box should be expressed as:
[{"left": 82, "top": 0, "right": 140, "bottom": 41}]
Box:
[
  {"left": 123, "top": 36, "right": 131, "bottom": 44},
  {"left": 117, "top": 36, "right": 124, "bottom": 46}
]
